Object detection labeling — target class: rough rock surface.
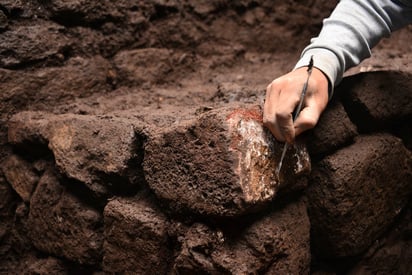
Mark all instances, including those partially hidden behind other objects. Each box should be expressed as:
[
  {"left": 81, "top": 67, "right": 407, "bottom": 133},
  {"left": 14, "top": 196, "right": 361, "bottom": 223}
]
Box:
[
  {"left": 0, "top": 176, "right": 15, "bottom": 243},
  {"left": 2, "top": 155, "right": 38, "bottom": 203},
  {"left": 347, "top": 201, "right": 412, "bottom": 275},
  {"left": 308, "top": 134, "right": 412, "bottom": 258},
  {"left": 0, "top": 20, "right": 70, "bottom": 68},
  {"left": 341, "top": 71, "right": 412, "bottom": 132},
  {"left": 173, "top": 199, "right": 311, "bottom": 274},
  {"left": 28, "top": 169, "right": 103, "bottom": 265},
  {"left": 8, "top": 111, "right": 144, "bottom": 197},
  {"left": 0, "top": 56, "right": 114, "bottom": 117},
  {"left": 144, "top": 104, "right": 310, "bottom": 217},
  {"left": 0, "top": 0, "right": 411, "bottom": 273},
  {"left": 307, "top": 99, "right": 357, "bottom": 156},
  {"left": 103, "top": 196, "right": 170, "bottom": 274}
]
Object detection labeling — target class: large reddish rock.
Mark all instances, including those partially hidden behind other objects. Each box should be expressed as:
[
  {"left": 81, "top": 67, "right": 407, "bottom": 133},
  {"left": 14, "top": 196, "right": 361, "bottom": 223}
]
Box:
[
  {"left": 308, "top": 133, "right": 412, "bottom": 258},
  {"left": 173, "top": 199, "right": 311, "bottom": 274},
  {"left": 8, "top": 111, "right": 143, "bottom": 197},
  {"left": 103, "top": 196, "right": 170, "bottom": 274},
  {"left": 28, "top": 169, "right": 103, "bottom": 265},
  {"left": 144, "top": 104, "right": 311, "bottom": 217},
  {"left": 341, "top": 71, "right": 412, "bottom": 131}
]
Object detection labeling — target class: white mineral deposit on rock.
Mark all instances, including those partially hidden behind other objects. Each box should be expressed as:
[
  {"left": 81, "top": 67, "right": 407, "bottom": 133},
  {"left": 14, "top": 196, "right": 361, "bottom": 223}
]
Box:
[{"left": 227, "top": 113, "right": 278, "bottom": 203}]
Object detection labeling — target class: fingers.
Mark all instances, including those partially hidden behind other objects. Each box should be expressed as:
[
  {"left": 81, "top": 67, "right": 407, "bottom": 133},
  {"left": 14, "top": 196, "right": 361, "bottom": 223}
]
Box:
[
  {"left": 263, "top": 82, "right": 284, "bottom": 141},
  {"left": 263, "top": 67, "right": 329, "bottom": 142},
  {"left": 263, "top": 78, "right": 301, "bottom": 143},
  {"left": 293, "top": 105, "right": 321, "bottom": 137}
]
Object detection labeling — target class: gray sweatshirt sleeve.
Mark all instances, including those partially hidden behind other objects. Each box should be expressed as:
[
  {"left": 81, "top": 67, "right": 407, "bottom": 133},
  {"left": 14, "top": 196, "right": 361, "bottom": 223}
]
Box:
[{"left": 294, "top": 0, "right": 412, "bottom": 95}]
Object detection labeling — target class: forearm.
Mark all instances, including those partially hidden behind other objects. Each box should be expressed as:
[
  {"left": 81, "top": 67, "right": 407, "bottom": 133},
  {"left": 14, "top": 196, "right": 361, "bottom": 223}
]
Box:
[{"left": 295, "top": 0, "right": 412, "bottom": 94}]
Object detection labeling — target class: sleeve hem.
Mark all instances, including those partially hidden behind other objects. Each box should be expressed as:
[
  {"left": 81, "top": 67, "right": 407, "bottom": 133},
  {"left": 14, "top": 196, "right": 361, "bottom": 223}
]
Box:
[{"left": 294, "top": 49, "right": 342, "bottom": 99}]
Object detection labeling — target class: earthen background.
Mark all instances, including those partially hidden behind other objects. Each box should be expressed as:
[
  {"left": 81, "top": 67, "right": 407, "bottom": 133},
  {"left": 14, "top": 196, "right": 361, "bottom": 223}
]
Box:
[{"left": 0, "top": 1, "right": 411, "bottom": 274}]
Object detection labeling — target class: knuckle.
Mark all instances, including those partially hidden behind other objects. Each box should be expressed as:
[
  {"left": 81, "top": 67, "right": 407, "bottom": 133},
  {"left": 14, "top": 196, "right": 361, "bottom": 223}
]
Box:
[
  {"left": 267, "top": 78, "right": 282, "bottom": 91},
  {"left": 276, "top": 111, "right": 291, "bottom": 122},
  {"left": 262, "top": 115, "right": 273, "bottom": 126},
  {"left": 306, "top": 117, "right": 318, "bottom": 128},
  {"left": 301, "top": 115, "right": 318, "bottom": 129}
]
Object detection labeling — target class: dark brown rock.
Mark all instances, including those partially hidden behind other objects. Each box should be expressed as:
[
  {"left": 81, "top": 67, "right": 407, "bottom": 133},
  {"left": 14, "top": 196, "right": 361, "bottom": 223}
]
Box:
[
  {"left": 0, "top": 175, "right": 16, "bottom": 241},
  {"left": 0, "top": 10, "right": 8, "bottom": 30},
  {"left": 103, "top": 196, "right": 170, "bottom": 274},
  {"left": 0, "top": 20, "right": 70, "bottom": 68},
  {"left": 8, "top": 111, "right": 143, "bottom": 197},
  {"left": 347, "top": 202, "right": 412, "bottom": 275},
  {"left": 144, "top": 104, "right": 311, "bottom": 217},
  {"left": 0, "top": 56, "right": 114, "bottom": 115},
  {"left": 42, "top": 1, "right": 151, "bottom": 57},
  {"left": 0, "top": 0, "right": 47, "bottom": 19},
  {"left": 25, "top": 256, "right": 69, "bottom": 275},
  {"left": 307, "top": 99, "right": 357, "bottom": 156},
  {"left": 28, "top": 169, "right": 103, "bottom": 265},
  {"left": 114, "top": 48, "right": 173, "bottom": 86},
  {"left": 341, "top": 71, "right": 412, "bottom": 132},
  {"left": 43, "top": 0, "right": 166, "bottom": 25},
  {"left": 308, "top": 133, "right": 412, "bottom": 258},
  {"left": 0, "top": 253, "right": 69, "bottom": 275},
  {"left": 173, "top": 198, "right": 311, "bottom": 274},
  {"left": 2, "top": 155, "right": 39, "bottom": 203},
  {"left": 113, "top": 48, "right": 196, "bottom": 86}
]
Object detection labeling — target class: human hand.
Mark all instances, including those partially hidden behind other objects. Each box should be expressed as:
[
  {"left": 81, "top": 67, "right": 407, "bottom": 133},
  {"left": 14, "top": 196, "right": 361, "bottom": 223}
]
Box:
[{"left": 263, "top": 66, "right": 329, "bottom": 143}]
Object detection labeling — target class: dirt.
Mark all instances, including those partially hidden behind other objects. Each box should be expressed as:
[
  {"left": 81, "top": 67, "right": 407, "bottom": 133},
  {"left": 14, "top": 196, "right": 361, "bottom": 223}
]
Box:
[{"left": 1, "top": 0, "right": 412, "bottom": 274}]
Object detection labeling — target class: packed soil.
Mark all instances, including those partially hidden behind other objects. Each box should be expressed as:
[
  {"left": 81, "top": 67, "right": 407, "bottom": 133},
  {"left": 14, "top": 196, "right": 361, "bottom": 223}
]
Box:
[{"left": 1, "top": 0, "right": 412, "bottom": 274}]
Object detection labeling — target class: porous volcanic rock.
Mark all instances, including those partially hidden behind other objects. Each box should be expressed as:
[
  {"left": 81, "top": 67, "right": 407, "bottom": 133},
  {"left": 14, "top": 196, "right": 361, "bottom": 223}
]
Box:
[
  {"left": 1, "top": 155, "right": 39, "bottom": 203},
  {"left": 0, "top": 20, "right": 70, "bottom": 68},
  {"left": 307, "top": 99, "right": 357, "bottom": 156},
  {"left": 173, "top": 198, "right": 311, "bottom": 274},
  {"left": 0, "top": 176, "right": 15, "bottom": 242},
  {"left": 113, "top": 48, "right": 196, "bottom": 86},
  {"left": 103, "top": 196, "right": 170, "bottom": 274},
  {"left": 0, "top": 56, "right": 115, "bottom": 115},
  {"left": 8, "top": 111, "right": 143, "bottom": 198},
  {"left": 144, "top": 104, "right": 311, "bottom": 217},
  {"left": 308, "top": 133, "right": 412, "bottom": 258},
  {"left": 347, "top": 202, "right": 412, "bottom": 275},
  {"left": 28, "top": 169, "right": 103, "bottom": 265},
  {"left": 342, "top": 71, "right": 412, "bottom": 132}
]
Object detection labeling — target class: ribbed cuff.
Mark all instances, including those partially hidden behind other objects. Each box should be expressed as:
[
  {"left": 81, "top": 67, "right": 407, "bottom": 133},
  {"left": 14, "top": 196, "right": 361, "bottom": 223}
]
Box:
[{"left": 293, "top": 49, "right": 342, "bottom": 99}]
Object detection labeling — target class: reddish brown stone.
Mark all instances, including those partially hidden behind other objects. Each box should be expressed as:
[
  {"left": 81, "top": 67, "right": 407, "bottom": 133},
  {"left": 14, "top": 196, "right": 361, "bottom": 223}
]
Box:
[
  {"left": 144, "top": 104, "right": 311, "bottom": 217},
  {"left": 103, "top": 196, "right": 170, "bottom": 274},
  {"left": 308, "top": 133, "right": 412, "bottom": 258}
]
